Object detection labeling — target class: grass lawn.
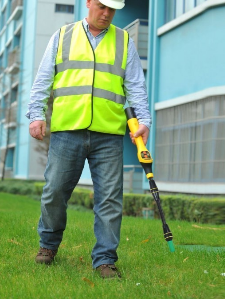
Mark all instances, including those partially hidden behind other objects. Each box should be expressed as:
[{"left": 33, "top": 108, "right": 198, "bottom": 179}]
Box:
[{"left": 0, "top": 192, "right": 225, "bottom": 299}]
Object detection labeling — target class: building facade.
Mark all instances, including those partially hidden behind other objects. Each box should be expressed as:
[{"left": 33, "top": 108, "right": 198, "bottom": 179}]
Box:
[
  {"left": 148, "top": 0, "right": 225, "bottom": 194},
  {"left": 1, "top": 0, "right": 224, "bottom": 195},
  {"left": 75, "top": 0, "right": 225, "bottom": 194},
  {"left": 0, "top": 0, "right": 75, "bottom": 179}
]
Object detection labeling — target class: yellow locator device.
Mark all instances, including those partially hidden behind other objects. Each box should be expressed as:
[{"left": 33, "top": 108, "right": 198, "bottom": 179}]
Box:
[{"left": 125, "top": 107, "right": 175, "bottom": 253}]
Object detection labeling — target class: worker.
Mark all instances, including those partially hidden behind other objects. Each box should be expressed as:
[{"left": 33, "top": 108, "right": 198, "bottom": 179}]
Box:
[{"left": 26, "top": 0, "right": 151, "bottom": 279}]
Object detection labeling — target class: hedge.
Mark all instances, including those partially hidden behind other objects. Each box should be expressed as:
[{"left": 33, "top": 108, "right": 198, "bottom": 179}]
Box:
[
  {"left": 156, "top": 194, "right": 225, "bottom": 225},
  {"left": 30, "top": 182, "right": 225, "bottom": 225},
  {"left": 0, "top": 180, "right": 225, "bottom": 224},
  {"left": 34, "top": 182, "right": 153, "bottom": 216},
  {"left": 0, "top": 180, "right": 36, "bottom": 196}
]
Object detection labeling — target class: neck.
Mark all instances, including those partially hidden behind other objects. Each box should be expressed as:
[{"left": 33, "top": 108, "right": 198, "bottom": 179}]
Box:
[{"left": 85, "top": 18, "right": 106, "bottom": 37}]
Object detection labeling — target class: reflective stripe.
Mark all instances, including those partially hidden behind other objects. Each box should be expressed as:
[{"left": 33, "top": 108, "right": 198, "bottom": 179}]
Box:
[
  {"left": 56, "top": 61, "right": 95, "bottom": 73},
  {"left": 95, "top": 63, "right": 125, "bottom": 77},
  {"left": 62, "top": 23, "right": 75, "bottom": 62},
  {"left": 53, "top": 86, "right": 93, "bottom": 97},
  {"left": 56, "top": 61, "right": 125, "bottom": 77},
  {"left": 55, "top": 24, "right": 126, "bottom": 78},
  {"left": 53, "top": 86, "right": 126, "bottom": 104},
  {"left": 115, "top": 27, "right": 124, "bottom": 69},
  {"left": 94, "top": 88, "right": 126, "bottom": 104}
]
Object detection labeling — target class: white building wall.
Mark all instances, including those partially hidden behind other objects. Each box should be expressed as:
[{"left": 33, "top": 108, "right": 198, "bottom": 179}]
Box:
[
  {"left": 27, "top": 0, "right": 75, "bottom": 180},
  {"left": 35, "top": 0, "right": 75, "bottom": 75}
]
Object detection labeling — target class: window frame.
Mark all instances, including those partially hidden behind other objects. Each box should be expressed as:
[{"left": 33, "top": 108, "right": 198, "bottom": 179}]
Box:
[{"left": 55, "top": 4, "right": 74, "bottom": 14}]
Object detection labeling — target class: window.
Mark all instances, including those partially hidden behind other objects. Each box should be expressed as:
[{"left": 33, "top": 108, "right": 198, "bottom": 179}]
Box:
[
  {"left": 165, "top": 0, "right": 176, "bottom": 23},
  {"left": 0, "top": 124, "right": 3, "bottom": 145},
  {"left": 55, "top": 4, "right": 74, "bottom": 14},
  {"left": 8, "top": 128, "right": 16, "bottom": 145},
  {"left": 0, "top": 8, "right": 6, "bottom": 31},
  {"left": 165, "top": 0, "right": 208, "bottom": 24},
  {"left": 1, "top": 93, "right": 9, "bottom": 120},
  {"left": 185, "top": 0, "right": 195, "bottom": 13},
  {"left": 0, "top": 54, "right": 3, "bottom": 70},
  {"left": 197, "top": 0, "right": 206, "bottom": 5},
  {"left": 13, "top": 34, "right": 21, "bottom": 48},
  {"left": 11, "top": 86, "right": 18, "bottom": 104},
  {"left": 6, "top": 147, "right": 15, "bottom": 169},
  {"left": 176, "top": 0, "right": 184, "bottom": 18},
  {"left": 155, "top": 96, "right": 225, "bottom": 183}
]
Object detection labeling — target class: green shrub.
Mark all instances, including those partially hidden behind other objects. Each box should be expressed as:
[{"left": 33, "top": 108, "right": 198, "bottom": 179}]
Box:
[
  {"left": 69, "top": 188, "right": 94, "bottom": 209},
  {"left": 34, "top": 182, "right": 45, "bottom": 196},
  {"left": 158, "top": 194, "right": 198, "bottom": 221},
  {"left": 0, "top": 180, "right": 35, "bottom": 195},
  {"left": 1, "top": 179, "right": 225, "bottom": 225},
  {"left": 189, "top": 197, "right": 225, "bottom": 224},
  {"left": 122, "top": 193, "right": 153, "bottom": 216},
  {"left": 154, "top": 194, "right": 225, "bottom": 225}
]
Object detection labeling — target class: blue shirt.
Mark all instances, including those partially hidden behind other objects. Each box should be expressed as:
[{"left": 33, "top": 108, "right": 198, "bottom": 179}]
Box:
[{"left": 26, "top": 19, "right": 151, "bottom": 129}]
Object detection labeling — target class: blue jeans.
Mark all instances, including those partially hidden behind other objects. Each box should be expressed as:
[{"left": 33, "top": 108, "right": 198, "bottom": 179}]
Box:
[{"left": 38, "top": 130, "right": 123, "bottom": 268}]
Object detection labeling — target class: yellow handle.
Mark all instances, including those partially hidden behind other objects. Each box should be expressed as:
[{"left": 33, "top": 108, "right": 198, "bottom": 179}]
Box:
[
  {"left": 127, "top": 118, "right": 153, "bottom": 163},
  {"left": 127, "top": 117, "right": 153, "bottom": 179}
]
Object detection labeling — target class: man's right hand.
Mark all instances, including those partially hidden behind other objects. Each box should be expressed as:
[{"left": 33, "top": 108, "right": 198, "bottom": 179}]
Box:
[
  {"left": 29, "top": 120, "right": 46, "bottom": 141},
  {"left": 129, "top": 124, "right": 149, "bottom": 145}
]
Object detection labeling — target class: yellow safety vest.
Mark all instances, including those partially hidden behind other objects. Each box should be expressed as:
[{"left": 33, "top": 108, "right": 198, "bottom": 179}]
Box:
[{"left": 51, "top": 21, "right": 129, "bottom": 135}]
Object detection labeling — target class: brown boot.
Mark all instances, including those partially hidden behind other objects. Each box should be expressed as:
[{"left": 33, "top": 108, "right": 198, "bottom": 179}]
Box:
[
  {"left": 35, "top": 247, "right": 58, "bottom": 265},
  {"left": 96, "top": 264, "right": 121, "bottom": 279}
]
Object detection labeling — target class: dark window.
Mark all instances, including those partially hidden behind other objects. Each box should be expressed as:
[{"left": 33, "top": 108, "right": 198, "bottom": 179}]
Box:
[
  {"left": 11, "top": 86, "right": 18, "bottom": 104},
  {"left": 6, "top": 147, "right": 15, "bottom": 169},
  {"left": 0, "top": 54, "right": 3, "bottom": 69},
  {"left": 55, "top": 4, "right": 74, "bottom": 14},
  {"left": 1, "top": 8, "right": 7, "bottom": 30}
]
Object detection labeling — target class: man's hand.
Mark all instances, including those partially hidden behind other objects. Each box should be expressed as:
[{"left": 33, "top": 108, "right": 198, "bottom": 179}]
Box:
[
  {"left": 29, "top": 120, "right": 46, "bottom": 141},
  {"left": 129, "top": 124, "right": 149, "bottom": 145}
]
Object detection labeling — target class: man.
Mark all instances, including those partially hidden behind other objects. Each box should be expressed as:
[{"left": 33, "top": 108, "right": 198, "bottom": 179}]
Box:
[{"left": 27, "top": 0, "right": 151, "bottom": 279}]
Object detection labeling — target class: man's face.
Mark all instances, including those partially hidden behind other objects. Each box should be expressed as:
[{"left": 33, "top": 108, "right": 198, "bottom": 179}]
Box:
[{"left": 86, "top": 0, "right": 116, "bottom": 30}]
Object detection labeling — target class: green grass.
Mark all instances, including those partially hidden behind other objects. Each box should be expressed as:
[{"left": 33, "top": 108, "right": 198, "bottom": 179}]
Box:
[{"left": 1, "top": 192, "right": 225, "bottom": 299}]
